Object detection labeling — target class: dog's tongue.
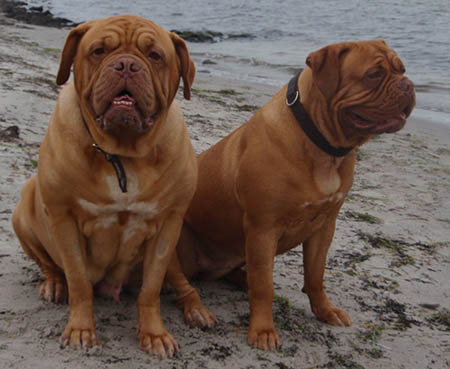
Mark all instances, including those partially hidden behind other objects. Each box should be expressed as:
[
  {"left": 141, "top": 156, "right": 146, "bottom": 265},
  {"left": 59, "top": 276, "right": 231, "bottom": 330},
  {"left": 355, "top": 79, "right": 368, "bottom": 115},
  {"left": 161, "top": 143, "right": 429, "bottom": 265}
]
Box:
[{"left": 372, "top": 113, "right": 407, "bottom": 134}]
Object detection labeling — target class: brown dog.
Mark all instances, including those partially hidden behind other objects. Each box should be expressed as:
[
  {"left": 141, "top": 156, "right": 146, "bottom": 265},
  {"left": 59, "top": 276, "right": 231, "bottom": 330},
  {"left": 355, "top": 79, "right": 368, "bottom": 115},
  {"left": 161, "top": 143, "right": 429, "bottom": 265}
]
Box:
[
  {"left": 176, "top": 40, "right": 415, "bottom": 350},
  {"left": 12, "top": 15, "right": 215, "bottom": 358}
]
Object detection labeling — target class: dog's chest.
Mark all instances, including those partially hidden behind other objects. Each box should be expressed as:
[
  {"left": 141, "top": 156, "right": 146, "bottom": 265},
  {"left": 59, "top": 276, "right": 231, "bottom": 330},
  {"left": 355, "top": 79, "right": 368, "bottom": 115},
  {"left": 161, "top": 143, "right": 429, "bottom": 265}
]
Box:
[
  {"left": 78, "top": 174, "right": 159, "bottom": 264},
  {"left": 278, "top": 158, "right": 354, "bottom": 250},
  {"left": 278, "top": 191, "right": 345, "bottom": 253}
]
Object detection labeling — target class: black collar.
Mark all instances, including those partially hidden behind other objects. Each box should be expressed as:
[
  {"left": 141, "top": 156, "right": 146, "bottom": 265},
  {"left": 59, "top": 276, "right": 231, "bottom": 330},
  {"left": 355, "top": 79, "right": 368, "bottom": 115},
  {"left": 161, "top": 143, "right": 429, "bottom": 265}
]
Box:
[
  {"left": 82, "top": 118, "right": 128, "bottom": 193},
  {"left": 286, "top": 72, "right": 353, "bottom": 157}
]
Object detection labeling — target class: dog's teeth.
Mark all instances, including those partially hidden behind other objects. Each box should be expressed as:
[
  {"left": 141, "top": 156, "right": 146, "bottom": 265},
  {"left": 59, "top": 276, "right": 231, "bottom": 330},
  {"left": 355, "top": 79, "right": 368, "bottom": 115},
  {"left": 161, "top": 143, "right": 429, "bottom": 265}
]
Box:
[{"left": 113, "top": 101, "right": 134, "bottom": 106}]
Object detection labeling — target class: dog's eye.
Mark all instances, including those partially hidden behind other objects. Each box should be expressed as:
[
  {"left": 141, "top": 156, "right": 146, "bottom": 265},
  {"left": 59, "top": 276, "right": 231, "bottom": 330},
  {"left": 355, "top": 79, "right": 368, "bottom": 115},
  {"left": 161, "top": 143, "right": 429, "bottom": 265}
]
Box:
[
  {"left": 368, "top": 71, "right": 381, "bottom": 79},
  {"left": 93, "top": 48, "right": 106, "bottom": 56},
  {"left": 367, "top": 69, "right": 385, "bottom": 80},
  {"left": 148, "top": 51, "right": 162, "bottom": 62}
]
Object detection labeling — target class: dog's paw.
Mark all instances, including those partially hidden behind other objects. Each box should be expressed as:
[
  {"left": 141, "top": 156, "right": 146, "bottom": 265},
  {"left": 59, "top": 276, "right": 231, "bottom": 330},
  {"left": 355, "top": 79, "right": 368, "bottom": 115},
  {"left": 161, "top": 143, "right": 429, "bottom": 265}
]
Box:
[
  {"left": 60, "top": 327, "right": 98, "bottom": 351},
  {"left": 248, "top": 327, "right": 280, "bottom": 351},
  {"left": 139, "top": 331, "right": 179, "bottom": 359},
  {"left": 185, "top": 304, "right": 217, "bottom": 328},
  {"left": 315, "top": 305, "right": 352, "bottom": 326},
  {"left": 177, "top": 289, "right": 217, "bottom": 328},
  {"left": 40, "top": 277, "right": 67, "bottom": 303}
]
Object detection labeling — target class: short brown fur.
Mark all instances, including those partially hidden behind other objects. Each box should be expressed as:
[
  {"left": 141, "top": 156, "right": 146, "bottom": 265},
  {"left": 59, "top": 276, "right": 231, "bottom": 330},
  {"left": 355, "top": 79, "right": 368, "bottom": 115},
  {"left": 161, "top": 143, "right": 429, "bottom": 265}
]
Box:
[
  {"left": 12, "top": 15, "right": 215, "bottom": 358},
  {"left": 175, "top": 40, "right": 415, "bottom": 350}
]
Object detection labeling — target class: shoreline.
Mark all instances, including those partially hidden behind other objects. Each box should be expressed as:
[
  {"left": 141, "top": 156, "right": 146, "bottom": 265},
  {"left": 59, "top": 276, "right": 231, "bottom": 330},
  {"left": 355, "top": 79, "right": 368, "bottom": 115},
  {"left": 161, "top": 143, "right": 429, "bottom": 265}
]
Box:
[
  {"left": 1, "top": 14, "right": 449, "bottom": 369},
  {"left": 2, "top": 0, "right": 450, "bottom": 121}
]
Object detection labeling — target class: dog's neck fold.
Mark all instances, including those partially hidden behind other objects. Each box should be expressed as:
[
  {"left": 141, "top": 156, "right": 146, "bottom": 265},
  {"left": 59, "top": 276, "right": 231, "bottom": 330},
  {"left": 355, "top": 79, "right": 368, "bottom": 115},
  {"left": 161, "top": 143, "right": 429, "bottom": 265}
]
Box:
[{"left": 298, "top": 69, "right": 358, "bottom": 151}]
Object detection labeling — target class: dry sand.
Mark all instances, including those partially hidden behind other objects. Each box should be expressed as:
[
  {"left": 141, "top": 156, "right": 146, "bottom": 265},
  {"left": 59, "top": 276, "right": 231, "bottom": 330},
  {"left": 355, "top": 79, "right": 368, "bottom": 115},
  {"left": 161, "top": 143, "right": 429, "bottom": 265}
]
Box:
[{"left": 0, "top": 15, "right": 449, "bottom": 369}]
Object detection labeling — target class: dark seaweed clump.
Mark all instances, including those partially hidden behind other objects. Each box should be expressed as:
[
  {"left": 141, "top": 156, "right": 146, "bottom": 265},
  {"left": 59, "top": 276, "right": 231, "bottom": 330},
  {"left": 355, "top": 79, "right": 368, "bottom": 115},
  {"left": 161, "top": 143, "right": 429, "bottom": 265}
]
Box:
[
  {"left": 171, "top": 29, "right": 253, "bottom": 43},
  {"left": 1, "top": 0, "right": 77, "bottom": 28}
]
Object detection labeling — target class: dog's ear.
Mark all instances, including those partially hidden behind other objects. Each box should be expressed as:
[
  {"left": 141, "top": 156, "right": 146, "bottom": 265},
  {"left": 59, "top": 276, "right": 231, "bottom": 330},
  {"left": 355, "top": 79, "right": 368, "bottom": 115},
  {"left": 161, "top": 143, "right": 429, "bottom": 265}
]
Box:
[
  {"left": 170, "top": 32, "right": 196, "bottom": 100},
  {"left": 306, "top": 44, "right": 350, "bottom": 100},
  {"left": 374, "top": 39, "right": 388, "bottom": 47},
  {"left": 56, "top": 21, "right": 95, "bottom": 86}
]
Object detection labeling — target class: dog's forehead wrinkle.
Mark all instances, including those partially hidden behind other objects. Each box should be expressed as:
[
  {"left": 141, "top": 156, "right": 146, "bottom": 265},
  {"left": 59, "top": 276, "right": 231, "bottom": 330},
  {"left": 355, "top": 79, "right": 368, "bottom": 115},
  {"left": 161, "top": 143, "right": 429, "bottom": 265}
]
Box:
[
  {"left": 136, "top": 31, "right": 160, "bottom": 54},
  {"left": 88, "top": 22, "right": 160, "bottom": 53}
]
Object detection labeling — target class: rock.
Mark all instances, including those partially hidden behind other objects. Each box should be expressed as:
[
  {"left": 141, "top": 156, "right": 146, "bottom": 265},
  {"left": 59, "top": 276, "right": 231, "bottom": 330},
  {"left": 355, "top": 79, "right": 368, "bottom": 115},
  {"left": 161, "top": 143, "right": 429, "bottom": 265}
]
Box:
[{"left": 0, "top": 125, "right": 20, "bottom": 141}]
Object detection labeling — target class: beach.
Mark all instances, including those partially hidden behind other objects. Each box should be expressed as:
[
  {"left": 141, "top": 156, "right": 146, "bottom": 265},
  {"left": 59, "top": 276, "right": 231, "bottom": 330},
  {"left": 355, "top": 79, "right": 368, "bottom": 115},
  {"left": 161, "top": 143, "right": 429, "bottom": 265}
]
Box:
[{"left": 0, "top": 12, "right": 449, "bottom": 369}]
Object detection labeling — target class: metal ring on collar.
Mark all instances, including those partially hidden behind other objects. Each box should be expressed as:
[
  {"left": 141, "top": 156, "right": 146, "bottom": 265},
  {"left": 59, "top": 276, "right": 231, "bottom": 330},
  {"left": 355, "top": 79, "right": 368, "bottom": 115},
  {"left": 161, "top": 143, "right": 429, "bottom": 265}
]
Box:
[{"left": 286, "top": 91, "right": 299, "bottom": 106}]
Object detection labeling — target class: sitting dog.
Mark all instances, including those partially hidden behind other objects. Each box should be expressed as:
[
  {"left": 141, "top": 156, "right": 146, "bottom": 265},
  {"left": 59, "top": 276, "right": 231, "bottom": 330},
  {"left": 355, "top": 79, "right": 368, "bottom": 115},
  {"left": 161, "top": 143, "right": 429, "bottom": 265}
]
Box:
[
  {"left": 175, "top": 40, "right": 416, "bottom": 350},
  {"left": 12, "top": 15, "right": 215, "bottom": 358}
]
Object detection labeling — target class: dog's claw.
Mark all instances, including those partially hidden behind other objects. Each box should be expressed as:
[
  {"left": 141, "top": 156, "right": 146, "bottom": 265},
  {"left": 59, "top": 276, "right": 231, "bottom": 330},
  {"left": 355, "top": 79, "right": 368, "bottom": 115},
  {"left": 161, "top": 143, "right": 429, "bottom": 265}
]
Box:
[
  {"left": 139, "top": 330, "right": 178, "bottom": 358},
  {"left": 248, "top": 327, "right": 280, "bottom": 351},
  {"left": 59, "top": 335, "right": 69, "bottom": 349},
  {"left": 314, "top": 304, "right": 352, "bottom": 326},
  {"left": 186, "top": 306, "right": 217, "bottom": 328},
  {"left": 60, "top": 323, "right": 98, "bottom": 351},
  {"left": 40, "top": 278, "right": 67, "bottom": 304},
  {"left": 180, "top": 291, "right": 217, "bottom": 328},
  {"left": 327, "top": 308, "right": 352, "bottom": 326},
  {"left": 308, "top": 291, "right": 352, "bottom": 327}
]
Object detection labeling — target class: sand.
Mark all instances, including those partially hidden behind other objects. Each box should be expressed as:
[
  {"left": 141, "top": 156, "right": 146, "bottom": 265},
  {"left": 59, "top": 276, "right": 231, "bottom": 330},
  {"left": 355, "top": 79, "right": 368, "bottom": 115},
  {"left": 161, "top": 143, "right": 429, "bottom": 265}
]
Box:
[{"left": 0, "top": 15, "right": 449, "bottom": 369}]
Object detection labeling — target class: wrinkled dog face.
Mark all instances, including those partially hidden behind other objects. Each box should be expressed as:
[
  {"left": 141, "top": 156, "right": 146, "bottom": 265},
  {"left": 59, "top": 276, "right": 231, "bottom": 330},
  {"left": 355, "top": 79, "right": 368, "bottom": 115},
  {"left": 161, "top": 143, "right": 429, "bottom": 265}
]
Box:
[
  {"left": 56, "top": 15, "right": 194, "bottom": 137},
  {"left": 338, "top": 41, "right": 415, "bottom": 135},
  {"left": 307, "top": 40, "right": 415, "bottom": 137}
]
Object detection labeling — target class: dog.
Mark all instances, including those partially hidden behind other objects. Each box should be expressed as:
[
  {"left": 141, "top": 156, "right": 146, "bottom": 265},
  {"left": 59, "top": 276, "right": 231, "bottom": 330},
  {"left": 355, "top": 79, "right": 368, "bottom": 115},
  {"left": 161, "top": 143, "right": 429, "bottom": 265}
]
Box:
[
  {"left": 175, "top": 40, "right": 416, "bottom": 350},
  {"left": 12, "top": 15, "right": 215, "bottom": 358}
]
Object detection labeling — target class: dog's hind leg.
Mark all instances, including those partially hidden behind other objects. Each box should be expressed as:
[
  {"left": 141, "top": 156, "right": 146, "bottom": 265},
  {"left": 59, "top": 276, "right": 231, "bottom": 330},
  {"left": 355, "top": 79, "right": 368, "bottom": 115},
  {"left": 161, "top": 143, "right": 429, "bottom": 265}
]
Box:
[
  {"left": 166, "top": 251, "right": 217, "bottom": 328},
  {"left": 12, "top": 177, "right": 68, "bottom": 304}
]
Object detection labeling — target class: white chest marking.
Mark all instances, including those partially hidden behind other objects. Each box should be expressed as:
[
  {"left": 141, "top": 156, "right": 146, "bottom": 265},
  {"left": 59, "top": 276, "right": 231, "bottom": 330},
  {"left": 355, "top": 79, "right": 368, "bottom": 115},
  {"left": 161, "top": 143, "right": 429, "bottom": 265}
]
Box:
[
  {"left": 78, "top": 174, "right": 159, "bottom": 240},
  {"left": 78, "top": 199, "right": 159, "bottom": 218}
]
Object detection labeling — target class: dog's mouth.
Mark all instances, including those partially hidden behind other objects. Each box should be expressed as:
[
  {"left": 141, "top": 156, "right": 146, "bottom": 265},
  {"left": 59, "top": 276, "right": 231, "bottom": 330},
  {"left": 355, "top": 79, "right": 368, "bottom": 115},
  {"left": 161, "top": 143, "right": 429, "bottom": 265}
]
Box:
[
  {"left": 346, "top": 107, "right": 409, "bottom": 135},
  {"left": 112, "top": 90, "right": 137, "bottom": 108},
  {"left": 96, "top": 90, "right": 155, "bottom": 133}
]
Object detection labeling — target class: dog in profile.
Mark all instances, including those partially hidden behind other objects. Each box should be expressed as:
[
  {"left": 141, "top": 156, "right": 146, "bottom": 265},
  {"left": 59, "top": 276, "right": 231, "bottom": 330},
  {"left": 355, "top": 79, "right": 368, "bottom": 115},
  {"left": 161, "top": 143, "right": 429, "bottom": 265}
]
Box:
[{"left": 174, "top": 40, "right": 415, "bottom": 350}]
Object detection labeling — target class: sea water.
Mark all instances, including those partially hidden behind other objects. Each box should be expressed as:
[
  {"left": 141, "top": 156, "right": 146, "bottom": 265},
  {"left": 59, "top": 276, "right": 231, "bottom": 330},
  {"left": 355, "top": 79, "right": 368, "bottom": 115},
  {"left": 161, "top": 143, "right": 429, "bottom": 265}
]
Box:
[{"left": 23, "top": 0, "right": 450, "bottom": 124}]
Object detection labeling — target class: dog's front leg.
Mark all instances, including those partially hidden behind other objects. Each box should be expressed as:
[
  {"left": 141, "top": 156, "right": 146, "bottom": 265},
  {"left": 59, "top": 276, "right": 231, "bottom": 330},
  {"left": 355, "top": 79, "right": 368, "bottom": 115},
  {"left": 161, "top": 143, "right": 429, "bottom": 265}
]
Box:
[
  {"left": 302, "top": 216, "right": 352, "bottom": 327},
  {"left": 137, "top": 212, "right": 183, "bottom": 359},
  {"left": 245, "top": 224, "right": 281, "bottom": 351},
  {"left": 49, "top": 213, "right": 97, "bottom": 350}
]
